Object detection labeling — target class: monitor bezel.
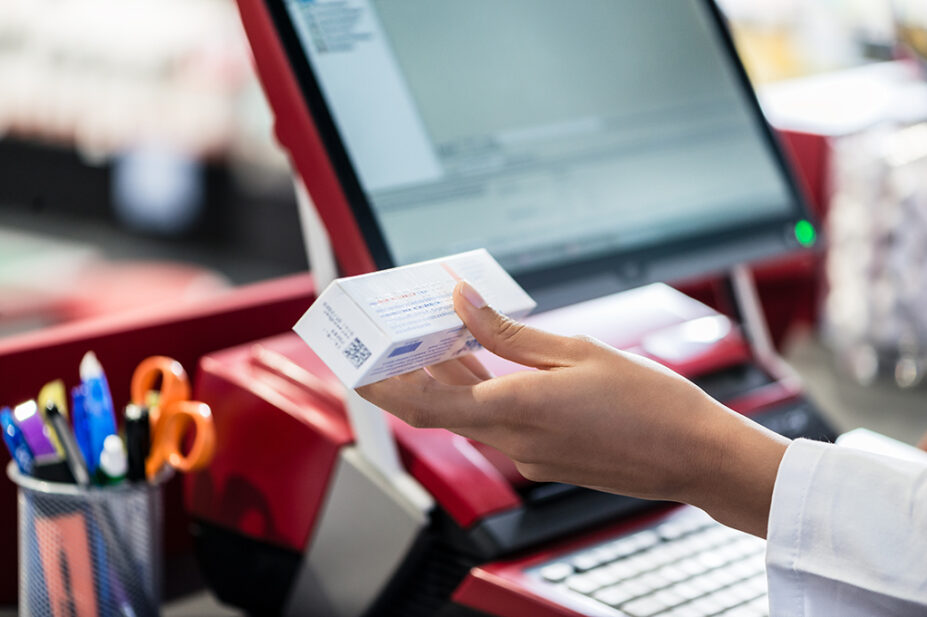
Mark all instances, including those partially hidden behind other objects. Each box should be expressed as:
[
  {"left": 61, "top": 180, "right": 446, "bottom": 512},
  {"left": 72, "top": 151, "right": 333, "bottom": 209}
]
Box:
[{"left": 265, "top": 0, "right": 815, "bottom": 304}]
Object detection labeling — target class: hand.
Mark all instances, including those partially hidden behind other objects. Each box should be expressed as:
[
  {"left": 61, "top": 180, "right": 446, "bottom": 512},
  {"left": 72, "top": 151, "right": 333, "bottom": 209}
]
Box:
[{"left": 358, "top": 281, "right": 790, "bottom": 537}]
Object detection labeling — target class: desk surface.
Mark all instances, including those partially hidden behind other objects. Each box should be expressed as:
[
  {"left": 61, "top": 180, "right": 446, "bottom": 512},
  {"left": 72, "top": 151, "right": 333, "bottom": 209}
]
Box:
[{"left": 1, "top": 333, "right": 924, "bottom": 616}]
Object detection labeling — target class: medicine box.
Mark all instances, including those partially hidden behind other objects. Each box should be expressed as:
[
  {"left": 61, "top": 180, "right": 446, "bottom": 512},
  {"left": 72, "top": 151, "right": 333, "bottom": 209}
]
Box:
[{"left": 293, "top": 249, "right": 536, "bottom": 388}]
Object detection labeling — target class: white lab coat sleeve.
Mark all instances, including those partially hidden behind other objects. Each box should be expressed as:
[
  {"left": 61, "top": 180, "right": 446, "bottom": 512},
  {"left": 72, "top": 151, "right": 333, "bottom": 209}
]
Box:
[{"left": 766, "top": 438, "right": 927, "bottom": 616}]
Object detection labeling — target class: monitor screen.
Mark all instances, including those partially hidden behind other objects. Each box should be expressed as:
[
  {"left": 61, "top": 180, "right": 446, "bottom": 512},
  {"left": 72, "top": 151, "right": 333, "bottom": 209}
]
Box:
[{"left": 273, "top": 0, "right": 811, "bottom": 305}]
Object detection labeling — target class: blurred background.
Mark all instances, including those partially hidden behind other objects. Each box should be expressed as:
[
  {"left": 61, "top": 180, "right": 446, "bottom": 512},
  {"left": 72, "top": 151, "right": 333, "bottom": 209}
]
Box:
[
  {"left": 0, "top": 0, "right": 927, "bottom": 375},
  {"left": 0, "top": 0, "right": 302, "bottom": 339}
]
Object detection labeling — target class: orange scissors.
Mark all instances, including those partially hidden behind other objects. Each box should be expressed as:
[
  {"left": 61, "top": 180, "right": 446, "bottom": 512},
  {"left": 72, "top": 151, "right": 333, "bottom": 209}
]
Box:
[{"left": 130, "top": 356, "right": 216, "bottom": 481}]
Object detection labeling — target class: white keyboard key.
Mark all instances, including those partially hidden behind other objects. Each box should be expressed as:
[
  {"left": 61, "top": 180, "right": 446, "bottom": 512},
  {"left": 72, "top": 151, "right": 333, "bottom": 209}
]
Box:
[
  {"left": 688, "top": 571, "right": 726, "bottom": 595},
  {"left": 712, "top": 588, "right": 745, "bottom": 612},
  {"left": 538, "top": 561, "right": 573, "bottom": 583},
  {"left": 594, "top": 583, "right": 636, "bottom": 607},
  {"left": 656, "top": 565, "right": 690, "bottom": 584},
  {"left": 696, "top": 550, "right": 727, "bottom": 569},
  {"left": 572, "top": 552, "right": 603, "bottom": 572},
  {"left": 638, "top": 572, "right": 670, "bottom": 593},
  {"left": 711, "top": 564, "right": 744, "bottom": 587},
  {"left": 717, "top": 543, "right": 747, "bottom": 563},
  {"left": 632, "top": 551, "right": 667, "bottom": 574},
  {"left": 622, "top": 577, "right": 657, "bottom": 599},
  {"left": 667, "top": 605, "right": 709, "bottom": 617},
  {"left": 744, "top": 555, "right": 767, "bottom": 576},
  {"left": 668, "top": 581, "right": 704, "bottom": 601},
  {"left": 591, "top": 544, "right": 620, "bottom": 563},
  {"left": 718, "top": 606, "right": 759, "bottom": 617},
  {"left": 612, "top": 555, "right": 649, "bottom": 579},
  {"left": 684, "top": 533, "right": 715, "bottom": 553},
  {"left": 566, "top": 573, "right": 600, "bottom": 595},
  {"left": 689, "top": 594, "right": 725, "bottom": 615},
  {"left": 731, "top": 537, "right": 763, "bottom": 558},
  {"left": 749, "top": 595, "right": 769, "bottom": 613},
  {"left": 657, "top": 521, "right": 687, "bottom": 541},
  {"left": 586, "top": 566, "right": 620, "bottom": 589},
  {"left": 623, "top": 596, "right": 671, "bottom": 617},
  {"left": 726, "top": 580, "right": 761, "bottom": 603},
  {"left": 741, "top": 574, "right": 766, "bottom": 595},
  {"left": 652, "top": 588, "right": 687, "bottom": 610},
  {"left": 676, "top": 556, "right": 710, "bottom": 577},
  {"left": 633, "top": 530, "right": 661, "bottom": 550},
  {"left": 671, "top": 537, "right": 705, "bottom": 558},
  {"left": 610, "top": 537, "right": 642, "bottom": 559},
  {"left": 657, "top": 541, "right": 692, "bottom": 562}
]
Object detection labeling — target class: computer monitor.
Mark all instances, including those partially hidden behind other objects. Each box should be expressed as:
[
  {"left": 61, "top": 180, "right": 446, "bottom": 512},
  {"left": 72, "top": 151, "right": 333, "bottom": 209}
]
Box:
[{"left": 267, "top": 0, "right": 814, "bottom": 310}]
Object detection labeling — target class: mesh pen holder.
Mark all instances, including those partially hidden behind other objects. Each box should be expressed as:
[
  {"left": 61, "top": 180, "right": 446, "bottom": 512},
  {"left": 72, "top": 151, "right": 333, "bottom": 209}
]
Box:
[{"left": 8, "top": 461, "right": 163, "bottom": 617}]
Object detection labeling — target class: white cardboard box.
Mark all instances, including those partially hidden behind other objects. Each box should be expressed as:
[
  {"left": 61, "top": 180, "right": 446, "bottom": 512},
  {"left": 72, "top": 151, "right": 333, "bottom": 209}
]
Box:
[{"left": 293, "top": 249, "right": 536, "bottom": 388}]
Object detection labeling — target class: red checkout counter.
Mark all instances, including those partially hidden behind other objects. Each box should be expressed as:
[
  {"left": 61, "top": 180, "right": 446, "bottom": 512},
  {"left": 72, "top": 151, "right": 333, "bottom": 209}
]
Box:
[{"left": 0, "top": 1, "right": 839, "bottom": 613}]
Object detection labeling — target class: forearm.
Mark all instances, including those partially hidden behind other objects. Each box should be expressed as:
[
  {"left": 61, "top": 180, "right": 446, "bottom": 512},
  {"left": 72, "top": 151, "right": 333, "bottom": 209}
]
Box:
[{"left": 676, "top": 401, "right": 790, "bottom": 538}]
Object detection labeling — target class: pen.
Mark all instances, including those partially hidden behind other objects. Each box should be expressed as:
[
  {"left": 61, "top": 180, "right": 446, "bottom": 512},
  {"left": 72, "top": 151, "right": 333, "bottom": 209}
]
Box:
[
  {"left": 71, "top": 385, "right": 93, "bottom": 472},
  {"left": 1, "top": 407, "right": 34, "bottom": 475},
  {"left": 38, "top": 379, "right": 69, "bottom": 456},
  {"left": 45, "top": 401, "right": 90, "bottom": 487},
  {"left": 77, "top": 351, "right": 118, "bottom": 475},
  {"left": 13, "top": 400, "right": 58, "bottom": 459},
  {"left": 124, "top": 404, "right": 150, "bottom": 483}
]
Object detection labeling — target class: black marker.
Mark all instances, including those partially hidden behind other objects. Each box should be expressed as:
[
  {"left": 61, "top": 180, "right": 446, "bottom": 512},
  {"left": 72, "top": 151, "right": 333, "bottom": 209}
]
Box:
[{"left": 125, "top": 404, "right": 150, "bottom": 483}]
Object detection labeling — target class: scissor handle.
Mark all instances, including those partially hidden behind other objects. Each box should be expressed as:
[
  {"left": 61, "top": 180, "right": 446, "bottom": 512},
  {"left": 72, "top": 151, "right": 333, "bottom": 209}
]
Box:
[
  {"left": 146, "top": 400, "right": 216, "bottom": 480},
  {"left": 131, "top": 356, "right": 191, "bottom": 424}
]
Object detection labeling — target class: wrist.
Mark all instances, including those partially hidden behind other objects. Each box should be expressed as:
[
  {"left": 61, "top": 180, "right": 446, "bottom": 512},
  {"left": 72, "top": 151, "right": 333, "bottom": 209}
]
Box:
[{"left": 681, "top": 403, "right": 790, "bottom": 538}]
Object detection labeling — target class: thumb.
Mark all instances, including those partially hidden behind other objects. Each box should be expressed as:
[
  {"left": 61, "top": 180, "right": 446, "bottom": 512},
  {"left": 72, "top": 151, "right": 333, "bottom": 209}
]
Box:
[{"left": 453, "top": 280, "right": 573, "bottom": 369}]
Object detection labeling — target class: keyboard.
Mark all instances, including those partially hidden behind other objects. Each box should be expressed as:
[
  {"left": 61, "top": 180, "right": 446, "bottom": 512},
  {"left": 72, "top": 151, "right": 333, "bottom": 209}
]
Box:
[{"left": 529, "top": 507, "right": 769, "bottom": 617}]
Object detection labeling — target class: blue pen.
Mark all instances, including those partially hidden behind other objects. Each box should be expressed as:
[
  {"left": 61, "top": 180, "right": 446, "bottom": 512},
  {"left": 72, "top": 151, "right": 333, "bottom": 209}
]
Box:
[
  {"left": 77, "top": 351, "right": 118, "bottom": 475},
  {"left": 71, "top": 385, "right": 94, "bottom": 474},
  {"left": 1, "top": 407, "right": 35, "bottom": 475}
]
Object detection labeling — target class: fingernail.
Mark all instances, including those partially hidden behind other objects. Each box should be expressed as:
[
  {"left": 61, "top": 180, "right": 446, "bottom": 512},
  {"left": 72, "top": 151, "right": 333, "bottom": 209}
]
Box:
[{"left": 459, "top": 280, "right": 487, "bottom": 308}]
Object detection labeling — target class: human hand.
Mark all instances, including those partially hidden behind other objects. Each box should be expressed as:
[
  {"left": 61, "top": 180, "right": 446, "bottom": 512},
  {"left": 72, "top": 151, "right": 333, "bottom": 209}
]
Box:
[{"left": 358, "top": 281, "right": 790, "bottom": 537}]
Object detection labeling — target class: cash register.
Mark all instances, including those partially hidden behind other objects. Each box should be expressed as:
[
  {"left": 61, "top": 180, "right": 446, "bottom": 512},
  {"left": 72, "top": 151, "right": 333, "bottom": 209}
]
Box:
[{"left": 185, "top": 1, "right": 836, "bottom": 616}]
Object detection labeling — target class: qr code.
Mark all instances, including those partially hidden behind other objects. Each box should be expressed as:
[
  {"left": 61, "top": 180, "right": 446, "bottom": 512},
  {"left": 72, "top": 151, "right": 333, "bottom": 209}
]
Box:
[{"left": 343, "top": 337, "right": 372, "bottom": 368}]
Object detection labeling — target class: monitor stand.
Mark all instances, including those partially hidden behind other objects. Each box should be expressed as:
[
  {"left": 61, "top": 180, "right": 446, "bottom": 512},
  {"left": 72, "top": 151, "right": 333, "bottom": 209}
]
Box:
[
  {"left": 729, "top": 263, "right": 800, "bottom": 383},
  {"left": 294, "top": 176, "right": 433, "bottom": 507}
]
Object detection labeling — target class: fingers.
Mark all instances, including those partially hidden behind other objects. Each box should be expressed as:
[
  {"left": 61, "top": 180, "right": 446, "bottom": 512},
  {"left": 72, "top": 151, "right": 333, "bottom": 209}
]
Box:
[
  {"left": 454, "top": 280, "right": 576, "bottom": 369},
  {"left": 427, "top": 357, "right": 485, "bottom": 385},
  {"left": 357, "top": 369, "right": 497, "bottom": 430},
  {"left": 459, "top": 353, "right": 493, "bottom": 381}
]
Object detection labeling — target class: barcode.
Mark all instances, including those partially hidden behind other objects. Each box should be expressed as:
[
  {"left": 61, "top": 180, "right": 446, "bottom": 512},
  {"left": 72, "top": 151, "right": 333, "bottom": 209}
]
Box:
[{"left": 343, "top": 337, "right": 372, "bottom": 368}]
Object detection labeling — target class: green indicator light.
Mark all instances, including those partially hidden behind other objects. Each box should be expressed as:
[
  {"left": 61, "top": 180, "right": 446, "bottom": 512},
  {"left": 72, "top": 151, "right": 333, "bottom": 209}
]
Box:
[{"left": 794, "top": 220, "right": 816, "bottom": 247}]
